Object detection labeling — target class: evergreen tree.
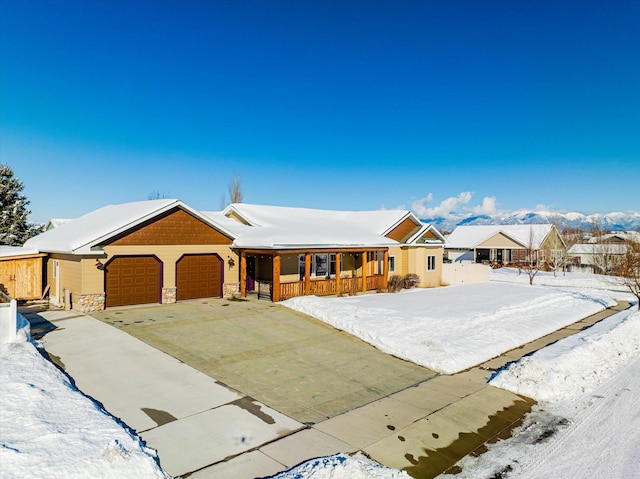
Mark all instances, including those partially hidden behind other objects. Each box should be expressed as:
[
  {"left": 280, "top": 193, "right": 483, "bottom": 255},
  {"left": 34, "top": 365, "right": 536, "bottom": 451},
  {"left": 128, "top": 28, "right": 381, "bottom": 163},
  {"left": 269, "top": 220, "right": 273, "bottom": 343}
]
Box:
[{"left": 0, "top": 164, "right": 43, "bottom": 246}]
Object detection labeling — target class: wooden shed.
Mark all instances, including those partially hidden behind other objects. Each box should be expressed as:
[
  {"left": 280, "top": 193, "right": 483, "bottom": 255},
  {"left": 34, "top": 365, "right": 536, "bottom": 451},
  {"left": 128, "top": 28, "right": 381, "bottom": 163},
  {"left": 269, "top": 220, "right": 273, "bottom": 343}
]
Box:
[{"left": 0, "top": 252, "right": 47, "bottom": 301}]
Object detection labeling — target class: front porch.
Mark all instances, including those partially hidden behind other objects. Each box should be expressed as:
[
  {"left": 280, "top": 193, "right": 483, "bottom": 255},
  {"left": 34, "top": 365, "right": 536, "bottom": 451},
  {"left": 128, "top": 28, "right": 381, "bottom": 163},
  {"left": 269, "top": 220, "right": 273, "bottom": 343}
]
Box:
[{"left": 239, "top": 248, "right": 389, "bottom": 302}]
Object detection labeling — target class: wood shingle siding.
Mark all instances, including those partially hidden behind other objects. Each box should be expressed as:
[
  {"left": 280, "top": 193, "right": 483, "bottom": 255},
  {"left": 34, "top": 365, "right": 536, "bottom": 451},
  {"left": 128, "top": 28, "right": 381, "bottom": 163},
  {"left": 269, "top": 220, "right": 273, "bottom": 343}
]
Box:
[{"left": 106, "top": 208, "right": 233, "bottom": 246}]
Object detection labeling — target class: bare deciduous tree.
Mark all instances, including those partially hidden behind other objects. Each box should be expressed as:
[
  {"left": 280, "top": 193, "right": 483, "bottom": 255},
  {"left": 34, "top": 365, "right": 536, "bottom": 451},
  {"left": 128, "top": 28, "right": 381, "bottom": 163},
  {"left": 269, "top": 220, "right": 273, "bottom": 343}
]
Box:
[
  {"left": 589, "top": 220, "right": 623, "bottom": 275},
  {"left": 228, "top": 173, "right": 243, "bottom": 204},
  {"left": 521, "top": 226, "right": 542, "bottom": 285},
  {"left": 618, "top": 236, "right": 640, "bottom": 310}
]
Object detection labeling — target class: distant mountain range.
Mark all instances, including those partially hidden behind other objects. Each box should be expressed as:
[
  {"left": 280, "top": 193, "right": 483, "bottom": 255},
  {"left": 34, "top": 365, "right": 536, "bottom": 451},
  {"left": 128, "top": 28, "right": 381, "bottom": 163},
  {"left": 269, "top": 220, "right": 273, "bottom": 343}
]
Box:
[{"left": 422, "top": 210, "right": 640, "bottom": 233}]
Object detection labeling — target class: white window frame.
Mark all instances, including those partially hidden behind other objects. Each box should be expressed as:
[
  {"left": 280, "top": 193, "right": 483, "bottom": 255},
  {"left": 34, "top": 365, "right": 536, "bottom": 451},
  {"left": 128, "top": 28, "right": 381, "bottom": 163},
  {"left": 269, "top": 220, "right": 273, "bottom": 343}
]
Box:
[
  {"left": 427, "top": 255, "right": 436, "bottom": 271},
  {"left": 388, "top": 255, "right": 395, "bottom": 273}
]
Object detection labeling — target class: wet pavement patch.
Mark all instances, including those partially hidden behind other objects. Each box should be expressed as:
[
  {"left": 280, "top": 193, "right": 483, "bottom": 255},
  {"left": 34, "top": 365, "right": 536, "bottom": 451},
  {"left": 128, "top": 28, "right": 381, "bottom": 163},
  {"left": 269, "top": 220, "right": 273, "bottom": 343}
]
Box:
[
  {"left": 402, "top": 396, "right": 535, "bottom": 479},
  {"left": 229, "top": 397, "right": 276, "bottom": 425}
]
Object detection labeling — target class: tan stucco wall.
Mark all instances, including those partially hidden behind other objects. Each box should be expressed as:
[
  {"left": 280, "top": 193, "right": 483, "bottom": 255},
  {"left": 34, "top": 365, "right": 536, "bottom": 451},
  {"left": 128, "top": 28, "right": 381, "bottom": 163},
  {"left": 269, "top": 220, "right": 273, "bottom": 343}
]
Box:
[{"left": 389, "top": 245, "right": 443, "bottom": 287}]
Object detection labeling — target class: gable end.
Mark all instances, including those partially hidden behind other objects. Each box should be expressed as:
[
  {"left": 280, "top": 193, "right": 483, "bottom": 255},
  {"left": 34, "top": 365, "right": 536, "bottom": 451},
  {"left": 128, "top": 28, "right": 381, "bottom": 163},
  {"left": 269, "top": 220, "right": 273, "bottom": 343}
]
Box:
[
  {"left": 104, "top": 208, "right": 233, "bottom": 246},
  {"left": 386, "top": 218, "right": 421, "bottom": 243}
]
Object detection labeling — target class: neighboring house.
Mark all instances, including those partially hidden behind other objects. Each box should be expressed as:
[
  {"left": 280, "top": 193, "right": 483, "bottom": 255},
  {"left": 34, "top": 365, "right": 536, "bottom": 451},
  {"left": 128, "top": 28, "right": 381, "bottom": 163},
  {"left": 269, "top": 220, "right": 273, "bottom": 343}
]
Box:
[
  {"left": 2, "top": 200, "right": 447, "bottom": 310},
  {"left": 23, "top": 199, "right": 238, "bottom": 311},
  {"left": 566, "top": 243, "right": 628, "bottom": 274},
  {"left": 445, "top": 224, "right": 566, "bottom": 266},
  {"left": 583, "top": 231, "right": 640, "bottom": 245},
  {"left": 204, "top": 203, "right": 446, "bottom": 301}
]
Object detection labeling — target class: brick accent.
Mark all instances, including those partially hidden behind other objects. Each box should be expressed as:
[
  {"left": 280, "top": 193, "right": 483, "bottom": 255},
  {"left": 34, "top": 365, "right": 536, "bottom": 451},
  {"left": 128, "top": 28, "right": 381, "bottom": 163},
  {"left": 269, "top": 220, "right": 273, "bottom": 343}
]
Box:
[{"left": 162, "top": 287, "right": 177, "bottom": 304}]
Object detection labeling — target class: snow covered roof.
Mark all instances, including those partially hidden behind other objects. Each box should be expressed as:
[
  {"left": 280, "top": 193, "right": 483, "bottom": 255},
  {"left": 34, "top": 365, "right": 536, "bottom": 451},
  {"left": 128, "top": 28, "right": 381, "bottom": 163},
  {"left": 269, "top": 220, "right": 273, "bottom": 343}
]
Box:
[
  {"left": 0, "top": 245, "right": 42, "bottom": 258},
  {"left": 568, "top": 243, "right": 627, "bottom": 255},
  {"left": 446, "top": 224, "right": 554, "bottom": 249},
  {"left": 45, "top": 218, "right": 73, "bottom": 231},
  {"left": 21, "top": 200, "right": 445, "bottom": 255},
  {"left": 25, "top": 199, "right": 237, "bottom": 255},
  {"left": 405, "top": 224, "right": 447, "bottom": 244},
  {"left": 216, "top": 203, "right": 444, "bottom": 249},
  {"left": 220, "top": 204, "right": 408, "bottom": 249}
]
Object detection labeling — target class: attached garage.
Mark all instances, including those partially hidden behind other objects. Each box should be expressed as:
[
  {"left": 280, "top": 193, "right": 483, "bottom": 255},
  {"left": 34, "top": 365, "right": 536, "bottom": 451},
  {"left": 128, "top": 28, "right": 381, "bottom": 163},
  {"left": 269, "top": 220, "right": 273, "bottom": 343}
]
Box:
[
  {"left": 176, "top": 253, "right": 223, "bottom": 300},
  {"left": 105, "top": 256, "right": 162, "bottom": 307}
]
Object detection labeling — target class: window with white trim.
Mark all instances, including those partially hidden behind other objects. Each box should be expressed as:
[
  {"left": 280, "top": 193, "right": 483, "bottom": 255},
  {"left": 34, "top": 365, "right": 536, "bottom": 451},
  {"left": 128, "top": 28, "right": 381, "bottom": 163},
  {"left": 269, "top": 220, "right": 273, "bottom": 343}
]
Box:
[
  {"left": 427, "top": 255, "right": 436, "bottom": 271},
  {"left": 388, "top": 256, "right": 395, "bottom": 273}
]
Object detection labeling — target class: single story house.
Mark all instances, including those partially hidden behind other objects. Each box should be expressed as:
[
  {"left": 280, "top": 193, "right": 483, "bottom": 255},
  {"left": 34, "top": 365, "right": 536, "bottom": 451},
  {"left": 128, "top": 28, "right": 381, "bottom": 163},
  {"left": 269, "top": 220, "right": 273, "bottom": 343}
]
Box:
[
  {"left": 204, "top": 203, "right": 447, "bottom": 301},
  {"left": 445, "top": 224, "right": 566, "bottom": 266},
  {"left": 3, "top": 199, "right": 446, "bottom": 311},
  {"left": 566, "top": 243, "right": 628, "bottom": 274}
]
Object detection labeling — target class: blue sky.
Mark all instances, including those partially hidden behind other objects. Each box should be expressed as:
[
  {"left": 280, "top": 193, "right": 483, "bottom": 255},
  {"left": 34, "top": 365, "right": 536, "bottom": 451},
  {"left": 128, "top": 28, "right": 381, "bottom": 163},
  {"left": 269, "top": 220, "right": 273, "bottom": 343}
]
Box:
[{"left": 2, "top": 0, "right": 638, "bottom": 224}]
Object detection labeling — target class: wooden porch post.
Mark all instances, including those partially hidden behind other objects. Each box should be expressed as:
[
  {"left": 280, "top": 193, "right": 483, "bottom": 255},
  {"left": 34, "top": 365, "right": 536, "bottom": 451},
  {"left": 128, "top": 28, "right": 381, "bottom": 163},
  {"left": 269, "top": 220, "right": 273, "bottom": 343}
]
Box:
[
  {"left": 304, "top": 252, "right": 311, "bottom": 296},
  {"left": 272, "top": 254, "right": 281, "bottom": 302},
  {"left": 240, "top": 251, "right": 247, "bottom": 297},
  {"left": 362, "top": 252, "right": 367, "bottom": 292},
  {"left": 383, "top": 249, "right": 389, "bottom": 289},
  {"left": 335, "top": 252, "right": 341, "bottom": 294}
]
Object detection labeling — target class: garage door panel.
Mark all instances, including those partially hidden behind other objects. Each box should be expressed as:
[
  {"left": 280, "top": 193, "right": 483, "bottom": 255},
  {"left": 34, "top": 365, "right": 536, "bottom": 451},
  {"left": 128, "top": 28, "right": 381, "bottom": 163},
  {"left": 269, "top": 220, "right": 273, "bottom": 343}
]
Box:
[
  {"left": 176, "top": 254, "right": 221, "bottom": 301},
  {"left": 106, "top": 256, "right": 161, "bottom": 307}
]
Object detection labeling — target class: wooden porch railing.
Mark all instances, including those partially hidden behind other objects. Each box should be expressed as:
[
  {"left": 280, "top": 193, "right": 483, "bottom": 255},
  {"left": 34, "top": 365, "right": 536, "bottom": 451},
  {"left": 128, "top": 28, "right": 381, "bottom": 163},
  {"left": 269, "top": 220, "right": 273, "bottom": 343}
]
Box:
[{"left": 277, "top": 274, "right": 385, "bottom": 301}]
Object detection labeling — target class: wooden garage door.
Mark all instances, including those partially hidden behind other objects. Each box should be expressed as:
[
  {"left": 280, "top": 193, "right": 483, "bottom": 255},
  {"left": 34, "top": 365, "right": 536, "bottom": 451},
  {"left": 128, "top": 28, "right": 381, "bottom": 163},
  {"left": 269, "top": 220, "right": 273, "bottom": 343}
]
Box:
[
  {"left": 176, "top": 254, "right": 222, "bottom": 301},
  {"left": 106, "top": 256, "right": 161, "bottom": 307}
]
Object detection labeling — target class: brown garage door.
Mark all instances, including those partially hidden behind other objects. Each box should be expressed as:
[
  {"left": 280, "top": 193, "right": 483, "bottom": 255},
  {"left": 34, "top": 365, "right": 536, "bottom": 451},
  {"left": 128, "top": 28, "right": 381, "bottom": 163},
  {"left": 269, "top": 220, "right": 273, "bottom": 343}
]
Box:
[
  {"left": 106, "top": 256, "right": 161, "bottom": 307},
  {"left": 176, "top": 254, "right": 222, "bottom": 301}
]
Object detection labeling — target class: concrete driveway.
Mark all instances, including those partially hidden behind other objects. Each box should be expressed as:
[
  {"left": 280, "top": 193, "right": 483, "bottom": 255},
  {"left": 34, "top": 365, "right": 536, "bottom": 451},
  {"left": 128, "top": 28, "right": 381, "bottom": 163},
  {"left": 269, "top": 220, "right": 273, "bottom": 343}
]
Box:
[
  {"left": 28, "top": 308, "right": 301, "bottom": 477},
  {"left": 91, "top": 297, "right": 437, "bottom": 425}
]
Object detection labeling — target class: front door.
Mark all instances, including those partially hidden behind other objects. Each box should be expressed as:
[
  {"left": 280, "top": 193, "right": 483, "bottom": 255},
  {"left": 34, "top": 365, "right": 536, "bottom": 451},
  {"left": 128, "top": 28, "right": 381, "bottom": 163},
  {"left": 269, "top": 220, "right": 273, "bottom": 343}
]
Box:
[{"left": 246, "top": 256, "right": 256, "bottom": 291}]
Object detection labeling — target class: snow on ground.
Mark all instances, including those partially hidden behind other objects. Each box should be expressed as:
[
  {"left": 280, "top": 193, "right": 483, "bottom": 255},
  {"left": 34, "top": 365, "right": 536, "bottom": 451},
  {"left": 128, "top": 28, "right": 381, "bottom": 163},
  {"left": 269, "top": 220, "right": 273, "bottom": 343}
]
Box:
[
  {"left": 282, "top": 280, "right": 621, "bottom": 374},
  {"left": 266, "top": 452, "right": 410, "bottom": 479},
  {"left": 441, "top": 309, "right": 640, "bottom": 479},
  {"left": 490, "top": 266, "right": 631, "bottom": 292},
  {"left": 3, "top": 269, "right": 638, "bottom": 479},
  {"left": 0, "top": 315, "right": 170, "bottom": 479}
]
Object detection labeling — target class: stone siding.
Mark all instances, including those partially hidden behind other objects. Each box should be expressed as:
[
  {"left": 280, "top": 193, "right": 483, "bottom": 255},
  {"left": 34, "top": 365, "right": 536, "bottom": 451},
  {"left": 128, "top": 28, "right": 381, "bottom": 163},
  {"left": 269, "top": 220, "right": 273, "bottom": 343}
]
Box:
[
  {"left": 75, "top": 293, "right": 105, "bottom": 313},
  {"left": 162, "top": 287, "right": 177, "bottom": 304},
  {"left": 223, "top": 282, "right": 240, "bottom": 298}
]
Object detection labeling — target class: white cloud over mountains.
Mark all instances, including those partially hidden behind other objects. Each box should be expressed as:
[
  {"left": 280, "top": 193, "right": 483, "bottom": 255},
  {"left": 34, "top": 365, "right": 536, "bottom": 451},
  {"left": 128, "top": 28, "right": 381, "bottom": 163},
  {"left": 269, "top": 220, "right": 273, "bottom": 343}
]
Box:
[
  {"left": 411, "top": 191, "right": 499, "bottom": 219},
  {"left": 407, "top": 192, "right": 640, "bottom": 231}
]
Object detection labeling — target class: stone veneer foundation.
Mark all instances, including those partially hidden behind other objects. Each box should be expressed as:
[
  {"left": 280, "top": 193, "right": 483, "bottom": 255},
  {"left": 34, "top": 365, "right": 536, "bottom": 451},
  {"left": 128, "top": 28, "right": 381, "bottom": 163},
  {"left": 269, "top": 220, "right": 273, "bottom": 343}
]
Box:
[
  {"left": 223, "top": 282, "right": 240, "bottom": 298},
  {"left": 162, "top": 287, "right": 177, "bottom": 304},
  {"left": 75, "top": 293, "right": 105, "bottom": 313}
]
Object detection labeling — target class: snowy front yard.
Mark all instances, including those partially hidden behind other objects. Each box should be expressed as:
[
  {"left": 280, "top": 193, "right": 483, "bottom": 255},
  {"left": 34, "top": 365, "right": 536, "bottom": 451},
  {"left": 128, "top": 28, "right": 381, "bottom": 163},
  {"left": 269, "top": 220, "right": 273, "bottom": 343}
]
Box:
[{"left": 282, "top": 275, "right": 622, "bottom": 374}]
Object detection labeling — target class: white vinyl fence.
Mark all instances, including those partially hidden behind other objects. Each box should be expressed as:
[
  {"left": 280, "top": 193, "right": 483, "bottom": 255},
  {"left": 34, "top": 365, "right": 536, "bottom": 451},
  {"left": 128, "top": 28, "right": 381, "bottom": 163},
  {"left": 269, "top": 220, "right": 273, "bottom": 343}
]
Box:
[
  {"left": 442, "top": 262, "right": 490, "bottom": 285},
  {"left": 0, "top": 291, "right": 19, "bottom": 346}
]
